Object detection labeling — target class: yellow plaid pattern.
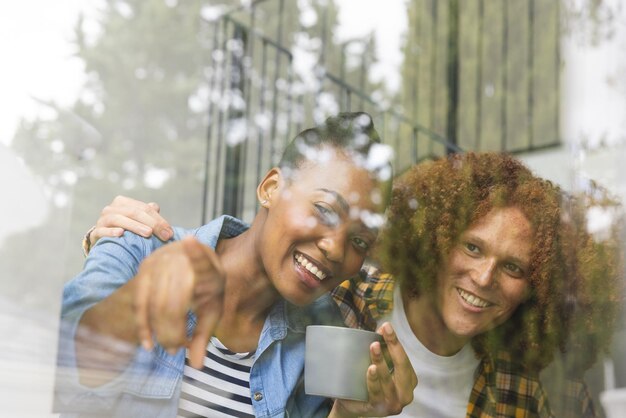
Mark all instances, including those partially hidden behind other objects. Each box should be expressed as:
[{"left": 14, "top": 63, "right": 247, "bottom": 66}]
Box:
[{"left": 330, "top": 272, "right": 597, "bottom": 418}]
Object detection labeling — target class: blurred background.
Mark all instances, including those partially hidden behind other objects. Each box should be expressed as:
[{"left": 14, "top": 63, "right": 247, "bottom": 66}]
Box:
[{"left": 0, "top": 0, "right": 624, "bottom": 416}]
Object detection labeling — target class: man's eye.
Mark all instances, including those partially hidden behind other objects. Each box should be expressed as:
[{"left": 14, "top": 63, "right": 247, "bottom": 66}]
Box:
[
  {"left": 352, "top": 237, "right": 370, "bottom": 251},
  {"left": 504, "top": 262, "right": 523, "bottom": 276},
  {"left": 464, "top": 243, "right": 480, "bottom": 254},
  {"left": 314, "top": 204, "right": 339, "bottom": 226}
]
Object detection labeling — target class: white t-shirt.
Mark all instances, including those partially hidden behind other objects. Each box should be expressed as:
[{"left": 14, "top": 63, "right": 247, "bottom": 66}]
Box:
[{"left": 380, "top": 287, "right": 480, "bottom": 418}]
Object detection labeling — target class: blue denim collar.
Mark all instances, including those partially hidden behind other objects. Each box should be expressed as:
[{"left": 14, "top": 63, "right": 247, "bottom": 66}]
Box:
[{"left": 183, "top": 215, "right": 345, "bottom": 348}]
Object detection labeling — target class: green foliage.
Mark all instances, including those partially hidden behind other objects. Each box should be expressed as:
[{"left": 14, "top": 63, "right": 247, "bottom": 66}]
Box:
[
  {"left": 6, "top": 0, "right": 374, "bottom": 277},
  {"left": 8, "top": 0, "right": 224, "bottom": 281},
  {"left": 12, "top": 0, "right": 216, "bottom": 221}
]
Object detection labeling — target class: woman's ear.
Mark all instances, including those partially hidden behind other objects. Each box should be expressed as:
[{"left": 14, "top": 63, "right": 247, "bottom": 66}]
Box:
[{"left": 257, "top": 167, "right": 281, "bottom": 208}]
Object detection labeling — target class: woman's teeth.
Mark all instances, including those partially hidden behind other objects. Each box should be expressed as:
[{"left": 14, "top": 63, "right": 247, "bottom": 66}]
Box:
[
  {"left": 457, "top": 288, "right": 490, "bottom": 308},
  {"left": 295, "top": 254, "right": 327, "bottom": 280}
]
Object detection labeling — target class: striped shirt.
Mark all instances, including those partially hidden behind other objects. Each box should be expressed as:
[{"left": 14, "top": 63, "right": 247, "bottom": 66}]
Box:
[{"left": 177, "top": 337, "right": 255, "bottom": 418}]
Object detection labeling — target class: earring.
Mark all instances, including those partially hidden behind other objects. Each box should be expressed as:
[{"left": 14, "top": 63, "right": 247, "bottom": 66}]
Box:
[{"left": 261, "top": 199, "right": 268, "bottom": 206}]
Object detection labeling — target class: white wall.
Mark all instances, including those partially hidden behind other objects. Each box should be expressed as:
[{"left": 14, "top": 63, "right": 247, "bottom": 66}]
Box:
[{"left": 520, "top": 0, "right": 626, "bottom": 204}]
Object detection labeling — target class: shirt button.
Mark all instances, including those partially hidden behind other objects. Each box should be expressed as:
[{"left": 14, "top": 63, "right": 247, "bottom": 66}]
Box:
[{"left": 253, "top": 392, "right": 263, "bottom": 401}]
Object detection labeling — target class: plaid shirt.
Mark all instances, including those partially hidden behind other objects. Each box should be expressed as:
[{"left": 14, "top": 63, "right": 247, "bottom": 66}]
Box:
[{"left": 331, "top": 273, "right": 597, "bottom": 418}]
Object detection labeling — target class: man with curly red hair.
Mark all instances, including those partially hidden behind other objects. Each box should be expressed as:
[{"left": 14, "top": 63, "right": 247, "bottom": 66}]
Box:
[{"left": 333, "top": 152, "right": 623, "bottom": 417}]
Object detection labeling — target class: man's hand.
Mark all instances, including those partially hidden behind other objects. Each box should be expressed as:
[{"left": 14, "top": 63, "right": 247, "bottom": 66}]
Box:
[
  {"left": 89, "top": 195, "right": 173, "bottom": 248},
  {"left": 329, "top": 322, "right": 417, "bottom": 417}
]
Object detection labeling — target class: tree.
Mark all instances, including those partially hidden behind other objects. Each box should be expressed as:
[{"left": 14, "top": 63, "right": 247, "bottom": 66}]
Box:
[{"left": 6, "top": 0, "right": 382, "bottom": 280}]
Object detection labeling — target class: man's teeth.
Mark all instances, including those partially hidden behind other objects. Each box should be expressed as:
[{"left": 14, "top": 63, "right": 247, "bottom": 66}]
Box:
[
  {"left": 457, "top": 289, "right": 490, "bottom": 308},
  {"left": 295, "top": 254, "right": 327, "bottom": 280}
]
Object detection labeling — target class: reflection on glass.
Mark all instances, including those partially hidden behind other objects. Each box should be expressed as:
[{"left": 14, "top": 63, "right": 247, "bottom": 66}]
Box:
[
  {"left": 1, "top": 0, "right": 625, "bottom": 416},
  {"left": 0, "top": 144, "right": 70, "bottom": 415}
]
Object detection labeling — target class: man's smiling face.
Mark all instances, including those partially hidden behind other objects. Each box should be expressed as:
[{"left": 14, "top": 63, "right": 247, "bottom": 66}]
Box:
[{"left": 432, "top": 206, "right": 533, "bottom": 343}]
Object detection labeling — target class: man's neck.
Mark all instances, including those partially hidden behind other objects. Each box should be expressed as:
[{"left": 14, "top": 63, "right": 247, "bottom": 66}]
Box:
[{"left": 401, "top": 290, "right": 469, "bottom": 356}]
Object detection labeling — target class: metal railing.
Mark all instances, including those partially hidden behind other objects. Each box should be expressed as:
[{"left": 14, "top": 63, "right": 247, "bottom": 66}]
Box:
[
  {"left": 199, "top": 0, "right": 560, "bottom": 222},
  {"left": 199, "top": 5, "right": 458, "bottom": 222}
]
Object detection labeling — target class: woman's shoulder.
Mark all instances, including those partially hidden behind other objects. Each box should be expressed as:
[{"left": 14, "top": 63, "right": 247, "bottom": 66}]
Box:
[{"left": 174, "top": 215, "right": 250, "bottom": 247}]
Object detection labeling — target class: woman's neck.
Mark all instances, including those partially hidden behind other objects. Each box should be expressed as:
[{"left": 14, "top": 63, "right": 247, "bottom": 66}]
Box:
[
  {"left": 401, "top": 289, "right": 469, "bottom": 356},
  {"left": 212, "top": 225, "right": 280, "bottom": 352}
]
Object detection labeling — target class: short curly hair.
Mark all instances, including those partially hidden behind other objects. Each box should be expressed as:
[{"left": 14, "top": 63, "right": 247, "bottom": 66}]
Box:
[
  {"left": 278, "top": 112, "right": 394, "bottom": 203},
  {"left": 378, "top": 152, "right": 624, "bottom": 372}
]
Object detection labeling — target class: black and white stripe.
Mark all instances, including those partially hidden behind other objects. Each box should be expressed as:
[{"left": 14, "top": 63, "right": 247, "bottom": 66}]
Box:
[{"left": 177, "top": 337, "right": 255, "bottom": 418}]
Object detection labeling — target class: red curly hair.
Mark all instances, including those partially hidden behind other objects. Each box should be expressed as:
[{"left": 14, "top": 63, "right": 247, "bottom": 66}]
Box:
[{"left": 378, "top": 152, "right": 623, "bottom": 372}]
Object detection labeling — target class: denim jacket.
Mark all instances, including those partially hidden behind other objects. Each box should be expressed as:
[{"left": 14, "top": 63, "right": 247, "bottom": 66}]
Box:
[{"left": 56, "top": 215, "right": 341, "bottom": 418}]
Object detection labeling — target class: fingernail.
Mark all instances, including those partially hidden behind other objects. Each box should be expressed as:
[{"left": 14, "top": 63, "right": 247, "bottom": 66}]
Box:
[
  {"left": 160, "top": 228, "right": 173, "bottom": 240},
  {"left": 372, "top": 342, "right": 381, "bottom": 356},
  {"left": 384, "top": 323, "right": 394, "bottom": 336},
  {"left": 141, "top": 340, "right": 152, "bottom": 351}
]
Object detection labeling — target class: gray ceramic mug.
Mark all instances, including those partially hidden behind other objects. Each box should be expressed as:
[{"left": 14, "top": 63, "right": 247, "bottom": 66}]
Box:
[{"left": 305, "top": 325, "right": 383, "bottom": 401}]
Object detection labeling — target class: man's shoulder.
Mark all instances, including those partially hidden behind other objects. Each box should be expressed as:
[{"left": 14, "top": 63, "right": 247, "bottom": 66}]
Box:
[
  {"left": 470, "top": 352, "right": 553, "bottom": 417},
  {"left": 331, "top": 269, "right": 395, "bottom": 330},
  {"left": 333, "top": 270, "right": 395, "bottom": 305}
]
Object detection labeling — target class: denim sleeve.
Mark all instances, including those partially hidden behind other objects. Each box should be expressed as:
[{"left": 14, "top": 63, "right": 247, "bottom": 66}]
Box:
[
  {"left": 285, "top": 381, "right": 333, "bottom": 418},
  {"left": 54, "top": 232, "right": 163, "bottom": 413}
]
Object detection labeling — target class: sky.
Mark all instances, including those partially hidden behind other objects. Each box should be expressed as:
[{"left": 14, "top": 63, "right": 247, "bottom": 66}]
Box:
[
  {"left": 561, "top": 9, "right": 626, "bottom": 148},
  {"left": 334, "top": 0, "right": 407, "bottom": 92},
  {"left": 0, "top": 0, "right": 408, "bottom": 247},
  {"left": 0, "top": 0, "right": 624, "bottom": 151},
  {"left": 0, "top": 0, "right": 408, "bottom": 147},
  {"left": 0, "top": 0, "right": 99, "bottom": 146}
]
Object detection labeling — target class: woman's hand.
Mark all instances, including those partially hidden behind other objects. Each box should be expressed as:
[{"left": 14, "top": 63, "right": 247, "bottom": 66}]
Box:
[
  {"left": 77, "top": 236, "right": 225, "bottom": 384},
  {"left": 85, "top": 195, "right": 173, "bottom": 253},
  {"left": 134, "top": 236, "right": 225, "bottom": 368},
  {"left": 329, "top": 322, "right": 417, "bottom": 417}
]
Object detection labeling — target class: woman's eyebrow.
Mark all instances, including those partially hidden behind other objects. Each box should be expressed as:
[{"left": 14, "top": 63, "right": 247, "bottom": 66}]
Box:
[
  {"left": 317, "top": 188, "right": 381, "bottom": 235},
  {"left": 316, "top": 188, "right": 349, "bottom": 213}
]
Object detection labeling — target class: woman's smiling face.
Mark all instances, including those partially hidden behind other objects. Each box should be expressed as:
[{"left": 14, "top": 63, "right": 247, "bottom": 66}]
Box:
[
  {"left": 432, "top": 206, "right": 533, "bottom": 344},
  {"left": 259, "top": 147, "right": 387, "bottom": 306}
]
